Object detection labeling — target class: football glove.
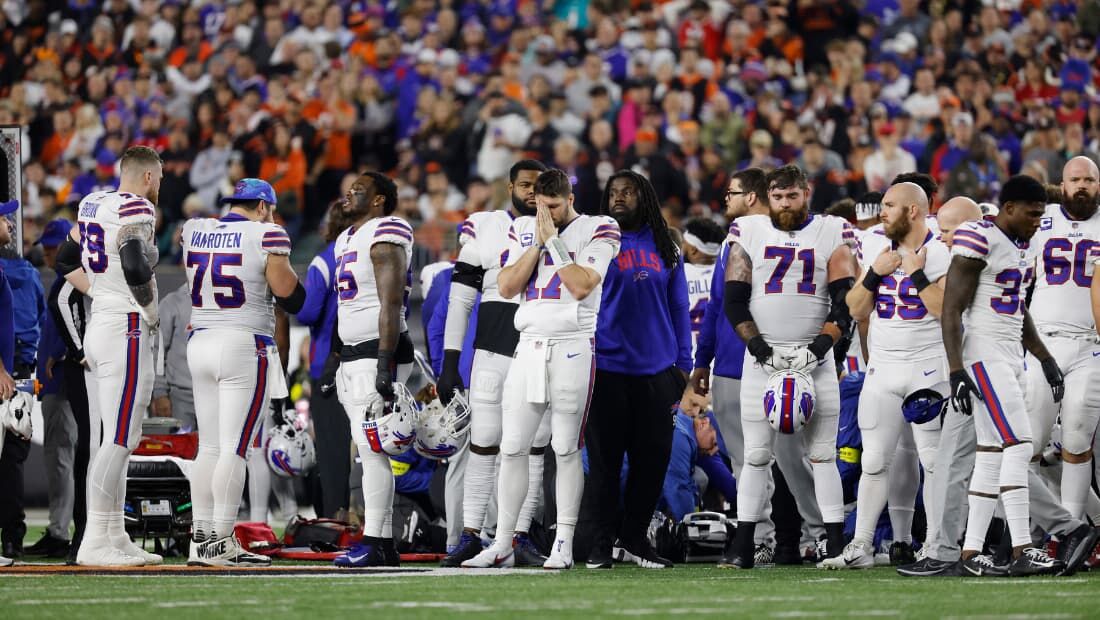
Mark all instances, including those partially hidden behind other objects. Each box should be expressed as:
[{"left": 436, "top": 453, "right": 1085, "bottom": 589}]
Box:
[
  {"left": 748, "top": 336, "right": 785, "bottom": 372},
  {"left": 949, "top": 369, "right": 982, "bottom": 416},
  {"left": 436, "top": 350, "right": 464, "bottom": 406},
  {"left": 1041, "top": 357, "right": 1064, "bottom": 403},
  {"left": 376, "top": 351, "right": 396, "bottom": 402},
  {"left": 318, "top": 354, "right": 340, "bottom": 398},
  {"left": 784, "top": 347, "right": 820, "bottom": 373}
]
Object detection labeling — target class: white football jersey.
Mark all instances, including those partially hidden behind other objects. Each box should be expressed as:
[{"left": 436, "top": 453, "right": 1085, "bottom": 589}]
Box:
[
  {"left": 684, "top": 261, "right": 714, "bottom": 357},
  {"left": 730, "top": 214, "right": 856, "bottom": 348},
  {"left": 335, "top": 215, "right": 414, "bottom": 345},
  {"left": 182, "top": 214, "right": 290, "bottom": 337},
  {"left": 76, "top": 190, "right": 157, "bottom": 315},
  {"left": 1026, "top": 204, "right": 1100, "bottom": 337},
  {"left": 505, "top": 214, "right": 621, "bottom": 337},
  {"left": 855, "top": 217, "right": 940, "bottom": 264},
  {"left": 860, "top": 229, "right": 951, "bottom": 363},
  {"left": 457, "top": 210, "right": 519, "bottom": 304},
  {"left": 951, "top": 220, "right": 1035, "bottom": 342}
]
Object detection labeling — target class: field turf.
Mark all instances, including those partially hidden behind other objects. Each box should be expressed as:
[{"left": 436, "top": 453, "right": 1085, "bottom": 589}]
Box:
[{"left": 3, "top": 562, "right": 1100, "bottom": 619}]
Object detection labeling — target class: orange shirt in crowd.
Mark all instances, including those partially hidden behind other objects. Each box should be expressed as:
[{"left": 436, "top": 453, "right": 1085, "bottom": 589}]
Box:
[
  {"left": 40, "top": 130, "right": 74, "bottom": 169},
  {"left": 259, "top": 147, "right": 307, "bottom": 212},
  {"left": 168, "top": 42, "right": 213, "bottom": 68}
]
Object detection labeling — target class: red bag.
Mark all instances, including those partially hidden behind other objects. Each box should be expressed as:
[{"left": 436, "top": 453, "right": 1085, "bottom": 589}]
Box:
[
  {"left": 234, "top": 522, "right": 282, "bottom": 555},
  {"left": 283, "top": 516, "right": 361, "bottom": 550},
  {"left": 134, "top": 433, "right": 198, "bottom": 459}
]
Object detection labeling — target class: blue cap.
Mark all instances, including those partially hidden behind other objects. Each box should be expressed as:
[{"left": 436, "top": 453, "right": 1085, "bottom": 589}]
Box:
[
  {"left": 36, "top": 219, "right": 73, "bottom": 247},
  {"left": 0, "top": 200, "right": 18, "bottom": 216},
  {"left": 222, "top": 178, "right": 277, "bottom": 205}
]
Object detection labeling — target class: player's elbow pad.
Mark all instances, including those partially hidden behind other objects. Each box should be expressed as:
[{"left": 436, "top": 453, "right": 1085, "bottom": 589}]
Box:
[
  {"left": 451, "top": 261, "right": 485, "bottom": 290},
  {"left": 723, "top": 281, "right": 753, "bottom": 329},
  {"left": 827, "top": 277, "right": 855, "bottom": 336},
  {"left": 275, "top": 282, "right": 307, "bottom": 314},
  {"left": 56, "top": 237, "right": 83, "bottom": 276},
  {"left": 119, "top": 239, "right": 153, "bottom": 285}
]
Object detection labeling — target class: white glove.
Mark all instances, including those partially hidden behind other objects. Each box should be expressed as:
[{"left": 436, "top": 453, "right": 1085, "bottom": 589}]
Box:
[
  {"left": 783, "top": 346, "right": 821, "bottom": 373},
  {"left": 138, "top": 301, "right": 160, "bottom": 333},
  {"left": 363, "top": 392, "right": 386, "bottom": 421},
  {"left": 760, "top": 347, "right": 792, "bottom": 373}
]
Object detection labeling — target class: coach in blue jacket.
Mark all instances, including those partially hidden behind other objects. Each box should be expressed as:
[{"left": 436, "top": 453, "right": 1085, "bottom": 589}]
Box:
[{"left": 583, "top": 171, "right": 692, "bottom": 569}]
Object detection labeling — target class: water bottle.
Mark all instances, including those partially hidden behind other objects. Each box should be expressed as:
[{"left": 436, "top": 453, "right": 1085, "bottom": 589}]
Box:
[{"left": 15, "top": 378, "right": 40, "bottom": 396}]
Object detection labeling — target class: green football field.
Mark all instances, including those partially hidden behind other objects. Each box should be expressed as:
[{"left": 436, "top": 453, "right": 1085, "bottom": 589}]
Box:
[{"left": 3, "top": 563, "right": 1100, "bottom": 619}]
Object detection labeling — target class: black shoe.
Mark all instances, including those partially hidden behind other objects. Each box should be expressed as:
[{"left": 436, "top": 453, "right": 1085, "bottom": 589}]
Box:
[
  {"left": 1008, "top": 547, "right": 1063, "bottom": 577},
  {"left": 889, "top": 541, "right": 916, "bottom": 566},
  {"left": 381, "top": 538, "right": 400, "bottom": 567},
  {"left": 25, "top": 533, "right": 70, "bottom": 558},
  {"left": 513, "top": 533, "right": 548, "bottom": 567},
  {"left": 1055, "top": 524, "right": 1099, "bottom": 577},
  {"left": 897, "top": 556, "right": 957, "bottom": 577},
  {"left": 958, "top": 554, "right": 1009, "bottom": 577},
  {"left": 586, "top": 540, "right": 613, "bottom": 569},
  {"left": 441, "top": 531, "right": 482, "bottom": 567},
  {"left": 2, "top": 541, "right": 23, "bottom": 560},
  {"left": 717, "top": 549, "right": 753, "bottom": 569},
  {"left": 773, "top": 544, "right": 803, "bottom": 565},
  {"left": 621, "top": 538, "right": 672, "bottom": 569}
]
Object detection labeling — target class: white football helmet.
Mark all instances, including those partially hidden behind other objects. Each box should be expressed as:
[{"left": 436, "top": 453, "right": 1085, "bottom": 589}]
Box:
[
  {"left": 2, "top": 391, "right": 33, "bottom": 439},
  {"left": 762, "top": 368, "right": 815, "bottom": 434},
  {"left": 362, "top": 382, "right": 419, "bottom": 456},
  {"left": 413, "top": 391, "right": 471, "bottom": 460},
  {"left": 265, "top": 424, "right": 316, "bottom": 477}
]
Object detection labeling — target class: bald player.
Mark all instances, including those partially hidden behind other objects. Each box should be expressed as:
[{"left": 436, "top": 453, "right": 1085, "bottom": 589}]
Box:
[
  {"left": 826, "top": 183, "right": 950, "bottom": 569},
  {"left": 936, "top": 197, "right": 983, "bottom": 248}
]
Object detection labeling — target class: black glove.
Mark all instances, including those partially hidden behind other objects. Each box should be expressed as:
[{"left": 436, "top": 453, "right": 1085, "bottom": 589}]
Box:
[
  {"left": 318, "top": 353, "right": 340, "bottom": 398},
  {"left": 1041, "top": 357, "right": 1064, "bottom": 403},
  {"left": 746, "top": 335, "right": 773, "bottom": 366},
  {"left": 949, "top": 369, "right": 983, "bottom": 416},
  {"left": 436, "top": 350, "right": 464, "bottom": 405},
  {"left": 376, "top": 350, "right": 395, "bottom": 401}
]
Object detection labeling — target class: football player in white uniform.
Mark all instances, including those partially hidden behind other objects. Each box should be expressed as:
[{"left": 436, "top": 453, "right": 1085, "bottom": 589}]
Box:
[
  {"left": 330, "top": 172, "right": 416, "bottom": 568},
  {"left": 463, "top": 169, "right": 621, "bottom": 569},
  {"left": 56, "top": 146, "right": 164, "bottom": 567},
  {"left": 1029, "top": 157, "right": 1100, "bottom": 520},
  {"left": 682, "top": 218, "right": 724, "bottom": 359},
  {"left": 720, "top": 165, "right": 857, "bottom": 568},
  {"left": 183, "top": 179, "right": 304, "bottom": 566},
  {"left": 825, "top": 182, "right": 950, "bottom": 569},
  {"left": 942, "top": 175, "right": 1065, "bottom": 576},
  {"left": 438, "top": 160, "right": 553, "bottom": 567}
]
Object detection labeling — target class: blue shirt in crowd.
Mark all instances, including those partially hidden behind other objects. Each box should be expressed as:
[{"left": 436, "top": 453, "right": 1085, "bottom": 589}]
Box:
[
  {"left": 596, "top": 225, "right": 692, "bottom": 375},
  {"left": 694, "top": 242, "right": 746, "bottom": 379}
]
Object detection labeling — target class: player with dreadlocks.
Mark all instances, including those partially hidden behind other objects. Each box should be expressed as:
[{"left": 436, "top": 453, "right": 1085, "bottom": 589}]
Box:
[{"left": 581, "top": 170, "right": 692, "bottom": 569}]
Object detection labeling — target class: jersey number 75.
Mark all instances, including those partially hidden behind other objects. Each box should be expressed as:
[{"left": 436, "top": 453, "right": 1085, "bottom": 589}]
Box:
[{"left": 187, "top": 251, "right": 245, "bottom": 308}]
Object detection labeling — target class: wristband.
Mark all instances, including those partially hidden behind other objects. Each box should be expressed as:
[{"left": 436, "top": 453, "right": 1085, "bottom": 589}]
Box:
[
  {"left": 746, "top": 335, "right": 772, "bottom": 362},
  {"left": 377, "top": 349, "right": 395, "bottom": 375},
  {"left": 861, "top": 270, "right": 883, "bottom": 292},
  {"left": 910, "top": 269, "right": 931, "bottom": 292},
  {"left": 546, "top": 236, "right": 574, "bottom": 266}
]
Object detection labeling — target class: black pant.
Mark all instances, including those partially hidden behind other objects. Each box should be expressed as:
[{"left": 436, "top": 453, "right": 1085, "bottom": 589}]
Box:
[
  {"left": 0, "top": 432, "right": 29, "bottom": 554},
  {"left": 310, "top": 389, "right": 351, "bottom": 518},
  {"left": 64, "top": 360, "right": 91, "bottom": 551},
  {"left": 581, "top": 367, "right": 686, "bottom": 549}
]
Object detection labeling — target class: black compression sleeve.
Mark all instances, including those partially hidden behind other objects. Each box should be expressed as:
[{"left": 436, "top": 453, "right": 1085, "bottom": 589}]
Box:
[
  {"left": 56, "top": 237, "right": 83, "bottom": 276},
  {"left": 275, "top": 282, "right": 307, "bottom": 313},
  {"left": 723, "top": 281, "right": 753, "bottom": 330},
  {"left": 452, "top": 261, "right": 486, "bottom": 291},
  {"left": 119, "top": 239, "right": 153, "bottom": 285},
  {"left": 826, "top": 277, "right": 855, "bottom": 336}
]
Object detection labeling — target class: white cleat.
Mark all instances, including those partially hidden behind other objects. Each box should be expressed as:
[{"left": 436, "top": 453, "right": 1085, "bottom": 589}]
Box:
[
  {"left": 76, "top": 541, "right": 146, "bottom": 567},
  {"left": 114, "top": 537, "right": 163, "bottom": 565},
  {"left": 820, "top": 541, "right": 875, "bottom": 570},
  {"left": 543, "top": 540, "right": 574, "bottom": 570},
  {"left": 188, "top": 536, "right": 271, "bottom": 567},
  {"left": 0, "top": 555, "right": 12, "bottom": 567},
  {"left": 461, "top": 544, "right": 515, "bottom": 568}
]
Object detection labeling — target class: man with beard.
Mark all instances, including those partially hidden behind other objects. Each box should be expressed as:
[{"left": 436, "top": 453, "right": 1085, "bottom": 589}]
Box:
[
  {"left": 824, "top": 182, "right": 950, "bottom": 569},
  {"left": 582, "top": 171, "right": 691, "bottom": 569},
  {"left": 437, "top": 160, "right": 552, "bottom": 568},
  {"left": 1029, "top": 157, "right": 1100, "bottom": 523},
  {"left": 720, "top": 165, "right": 857, "bottom": 569}
]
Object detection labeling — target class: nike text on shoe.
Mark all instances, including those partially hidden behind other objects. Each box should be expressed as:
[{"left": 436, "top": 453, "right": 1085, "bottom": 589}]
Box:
[
  {"left": 821, "top": 541, "right": 875, "bottom": 570},
  {"left": 461, "top": 545, "right": 515, "bottom": 569},
  {"left": 959, "top": 554, "right": 1008, "bottom": 577},
  {"left": 897, "top": 556, "right": 956, "bottom": 577},
  {"left": 441, "top": 531, "right": 483, "bottom": 567},
  {"left": 1055, "top": 524, "right": 1099, "bottom": 577},
  {"left": 623, "top": 539, "right": 672, "bottom": 569},
  {"left": 189, "top": 536, "right": 271, "bottom": 567},
  {"left": 1008, "top": 547, "right": 1064, "bottom": 577},
  {"left": 76, "top": 541, "right": 146, "bottom": 567},
  {"left": 513, "top": 533, "right": 549, "bottom": 567}
]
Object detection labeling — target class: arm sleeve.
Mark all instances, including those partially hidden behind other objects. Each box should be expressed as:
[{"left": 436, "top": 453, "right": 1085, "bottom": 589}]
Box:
[
  {"left": 950, "top": 225, "right": 991, "bottom": 259},
  {"left": 668, "top": 257, "right": 693, "bottom": 373},
  {"left": 444, "top": 274, "right": 480, "bottom": 352},
  {"left": 260, "top": 224, "right": 293, "bottom": 257},
  {"left": 694, "top": 245, "right": 724, "bottom": 369},
  {"left": 296, "top": 255, "right": 331, "bottom": 326}
]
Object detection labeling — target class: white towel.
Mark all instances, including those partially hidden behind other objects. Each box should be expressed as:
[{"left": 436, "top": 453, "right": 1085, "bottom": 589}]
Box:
[
  {"left": 266, "top": 346, "right": 289, "bottom": 400},
  {"left": 526, "top": 339, "right": 550, "bottom": 404}
]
